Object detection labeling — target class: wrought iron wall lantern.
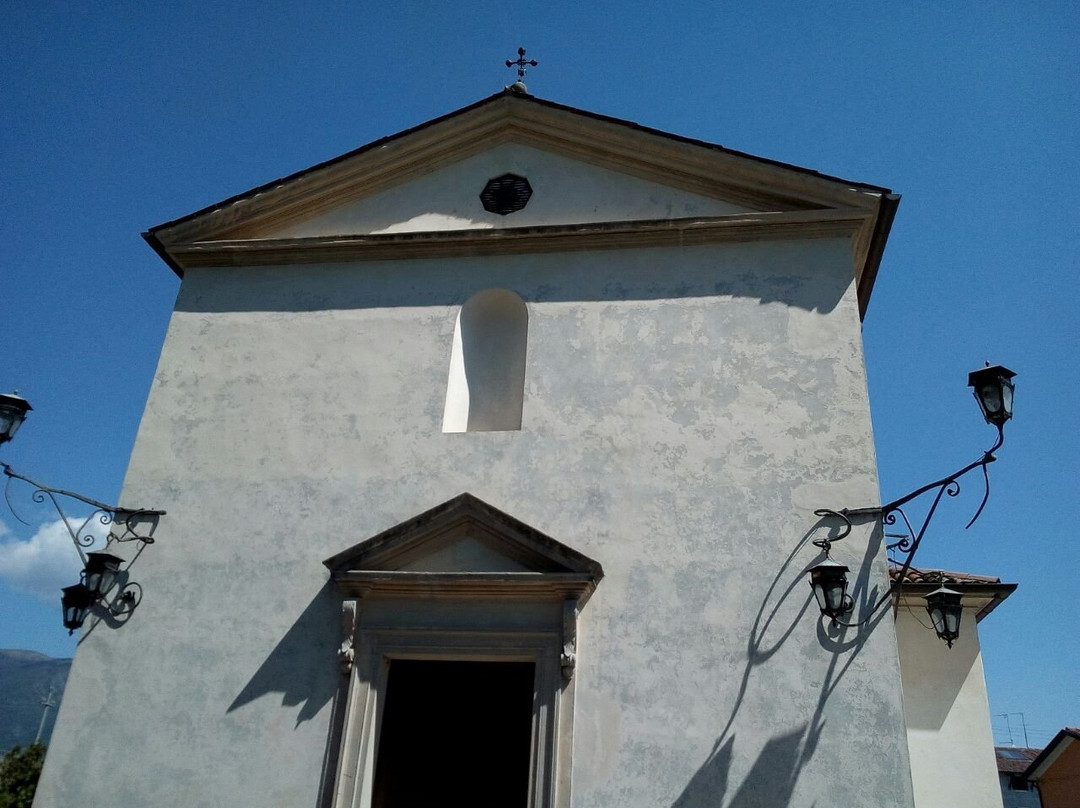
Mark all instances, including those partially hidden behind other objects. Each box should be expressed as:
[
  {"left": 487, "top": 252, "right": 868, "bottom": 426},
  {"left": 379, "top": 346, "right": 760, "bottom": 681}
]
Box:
[
  {"left": 0, "top": 392, "right": 165, "bottom": 634},
  {"left": 924, "top": 586, "right": 963, "bottom": 648},
  {"left": 809, "top": 558, "right": 853, "bottom": 620},
  {"left": 809, "top": 364, "right": 1016, "bottom": 648},
  {"left": 0, "top": 392, "right": 33, "bottom": 445}
]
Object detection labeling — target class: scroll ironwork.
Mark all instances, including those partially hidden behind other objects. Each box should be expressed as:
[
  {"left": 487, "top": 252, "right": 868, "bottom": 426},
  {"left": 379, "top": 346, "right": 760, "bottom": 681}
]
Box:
[
  {"left": 815, "top": 423, "right": 1005, "bottom": 628},
  {"left": 2, "top": 462, "right": 164, "bottom": 628}
]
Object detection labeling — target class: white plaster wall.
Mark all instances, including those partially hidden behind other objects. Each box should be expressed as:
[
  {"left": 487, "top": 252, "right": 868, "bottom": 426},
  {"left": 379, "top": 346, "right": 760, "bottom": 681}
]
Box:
[
  {"left": 897, "top": 607, "right": 1004, "bottom": 808},
  {"left": 273, "top": 143, "right": 752, "bottom": 238},
  {"left": 37, "top": 237, "right": 914, "bottom": 808}
]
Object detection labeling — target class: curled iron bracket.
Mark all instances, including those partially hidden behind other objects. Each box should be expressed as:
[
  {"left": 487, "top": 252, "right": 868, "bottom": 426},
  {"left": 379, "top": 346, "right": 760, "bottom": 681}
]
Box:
[
  {"left": 814, "top": 423, "right": 1005, "bottom": 628},
  {"left": 3, "top": 463, "right": 164, "bottom": 560},
  {"left": 811, "top": 508, "right": 852, "bottom": 558},
  {"left": 2, "top": 463, "right": 165, "bottom": 626}
]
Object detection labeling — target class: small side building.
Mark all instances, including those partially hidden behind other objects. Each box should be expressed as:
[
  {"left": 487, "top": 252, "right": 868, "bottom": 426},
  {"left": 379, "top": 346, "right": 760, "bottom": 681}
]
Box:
[
  {"left": 996, "top": 747, "right": 1042, "bottom": 808},
  {"left": 1024, "top": 728, "right": 1080, "bottom": 808},
  {"left": 894, "top": 568, "right": 1016, "bottom": 808}
]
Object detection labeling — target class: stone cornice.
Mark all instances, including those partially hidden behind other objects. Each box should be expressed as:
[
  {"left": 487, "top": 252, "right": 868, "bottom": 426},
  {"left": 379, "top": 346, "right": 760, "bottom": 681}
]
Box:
[
  {"left": 332, "top": 571, "right": 599, "bottom": 602},
  {"left": 167, "top": 208, "right": 871, "bottom": 269}
]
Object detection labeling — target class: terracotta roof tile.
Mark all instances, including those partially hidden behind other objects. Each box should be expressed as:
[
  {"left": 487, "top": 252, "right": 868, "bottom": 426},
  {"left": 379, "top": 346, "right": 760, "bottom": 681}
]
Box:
[
  {"left": 995, "top": 747, "right": 1042, "bottom": 773},
  {"left": 889, "top": 567, "right": 1002, "bottom": 585}
]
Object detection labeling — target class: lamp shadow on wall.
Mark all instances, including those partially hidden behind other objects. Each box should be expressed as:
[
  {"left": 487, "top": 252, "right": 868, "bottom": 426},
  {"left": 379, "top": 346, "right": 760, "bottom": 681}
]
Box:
[
  {"left": 227, "top": 583, "right": 340, "bottom": 727},
  {"left": 672, "top": 514, "right": 888, "bottom": 808},
  {"left": 76, "top": 569, "right": 143, "bottom": 645}
]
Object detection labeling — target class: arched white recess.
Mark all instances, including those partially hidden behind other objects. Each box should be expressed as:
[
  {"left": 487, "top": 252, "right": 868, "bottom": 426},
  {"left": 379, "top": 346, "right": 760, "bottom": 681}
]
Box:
[{"left": 442, "top": 289, "right": 528, "bottom": 433}]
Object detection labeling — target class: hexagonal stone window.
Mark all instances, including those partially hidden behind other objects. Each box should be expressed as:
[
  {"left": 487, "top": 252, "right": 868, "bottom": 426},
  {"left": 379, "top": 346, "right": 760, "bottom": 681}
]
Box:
[{"left": 479, "top": 174, "right": 533, "bottom": 215}]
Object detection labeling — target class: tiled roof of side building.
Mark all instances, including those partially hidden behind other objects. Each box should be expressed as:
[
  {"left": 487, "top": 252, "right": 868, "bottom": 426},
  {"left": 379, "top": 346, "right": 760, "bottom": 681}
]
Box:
[
  {"left": 995, "top": 747, "right": 1042, "bottom": 774},
  {"left": 890, "top": 567, "right": 1017, "bottom": 621},
  {"left": 889, "top": 567, "right": 1004, "bottom": 585}
]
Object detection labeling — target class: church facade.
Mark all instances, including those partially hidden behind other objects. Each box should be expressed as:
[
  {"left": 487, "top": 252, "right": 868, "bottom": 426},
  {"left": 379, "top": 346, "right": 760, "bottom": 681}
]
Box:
[{"left": 35, "top": 89, "right": 919, "bottom": 807}]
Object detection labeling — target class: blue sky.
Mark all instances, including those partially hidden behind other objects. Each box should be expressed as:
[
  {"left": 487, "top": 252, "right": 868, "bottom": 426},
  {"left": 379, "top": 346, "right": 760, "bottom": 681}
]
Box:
[{"left": 1, "top": 2, "right": 1076, "bottom": 749}]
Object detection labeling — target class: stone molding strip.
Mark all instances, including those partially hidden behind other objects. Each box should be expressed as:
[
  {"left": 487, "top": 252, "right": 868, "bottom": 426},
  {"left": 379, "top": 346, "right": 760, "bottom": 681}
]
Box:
[
  {"left": 168, "top": 208, "right": 870, "bottom": 270},
  {"left": 333, "top": 571, "right": 598, "bottom": 601}
]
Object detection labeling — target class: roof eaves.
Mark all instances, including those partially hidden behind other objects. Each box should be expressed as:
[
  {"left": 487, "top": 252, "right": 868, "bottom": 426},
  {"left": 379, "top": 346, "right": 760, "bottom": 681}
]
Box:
[
  {"left": 147, "top": 89, "right": 894, "bottom": 243},
  {"left": 1024, "top": 728, "right": 1080, "bottom": 780},
  {"left": 146, "top": 89, "right": 514, "bottom": 239},
  {"left": 857, "top": 192, "right": 901, "bottom": 320},
  {"left": 142, "top": 229, "right": 185, "bottom": 278},
  {"left": 521, "top": 93, "right": 894, "bottom": 196},
  {"left": 891, "top": 567, "right": 1017, "bottom": 622},
  {"left": 897, "top": 583, "right": 1016, "bottom": 622}
]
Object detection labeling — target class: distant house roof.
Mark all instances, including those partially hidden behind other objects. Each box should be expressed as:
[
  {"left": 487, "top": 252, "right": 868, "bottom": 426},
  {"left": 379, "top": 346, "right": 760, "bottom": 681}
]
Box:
[
  {"left": 1024, "top": 728, "right": 1080, "bottom": 780},
  {"left": 890, "top": 566, "right": 1016, "bottom": 622},
  {"left": 995, "top": 746, "right": 1042, "bottom": 774}
]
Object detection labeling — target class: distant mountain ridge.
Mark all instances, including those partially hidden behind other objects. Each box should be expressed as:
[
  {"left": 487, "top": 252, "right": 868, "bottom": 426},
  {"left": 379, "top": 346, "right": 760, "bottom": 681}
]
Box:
[{"left": 0, "top": 650, "right": 71, "bottom": 752}]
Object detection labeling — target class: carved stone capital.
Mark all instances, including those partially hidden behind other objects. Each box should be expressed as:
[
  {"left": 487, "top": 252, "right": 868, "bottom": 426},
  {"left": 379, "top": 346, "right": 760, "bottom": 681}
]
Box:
[
  {"left": 561, "top": 598, "right": 579, "bottom": 682},
  {"left": 338, "top": 600, "right": 357, "bottom": 676}
]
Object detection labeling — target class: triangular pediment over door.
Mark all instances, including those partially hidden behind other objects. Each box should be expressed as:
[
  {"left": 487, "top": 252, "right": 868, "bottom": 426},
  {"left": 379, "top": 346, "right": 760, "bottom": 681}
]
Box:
[
  {"left": 324, "top": 493, "right": 599, "bottom": 808},
  {"left": 323, "top": 493, "right": 603, "bottom": 602},
  {"left": 145, "top": 90, "right": 899, "bottom": 317}
]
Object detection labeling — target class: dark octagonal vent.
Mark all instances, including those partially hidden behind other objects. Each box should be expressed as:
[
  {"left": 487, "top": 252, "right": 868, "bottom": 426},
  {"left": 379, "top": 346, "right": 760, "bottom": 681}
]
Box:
[{"left": 479, "top": 174, "right": 533, "bottom": 215}]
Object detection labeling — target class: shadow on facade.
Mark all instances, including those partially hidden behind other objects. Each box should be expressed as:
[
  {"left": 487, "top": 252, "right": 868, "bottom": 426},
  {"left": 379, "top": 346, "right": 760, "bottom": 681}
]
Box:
[
  {"left": 671, "top": 514, "right": 888, "bottom": 807},
  {"left": 174, "top": 250, "right": 852, "bottom": 317},
  {"left": 900, "top": 623, "right": 979, "bottom": 732},
  {"left": 227, "top": 583, "right": 340, "bottom": 726}
]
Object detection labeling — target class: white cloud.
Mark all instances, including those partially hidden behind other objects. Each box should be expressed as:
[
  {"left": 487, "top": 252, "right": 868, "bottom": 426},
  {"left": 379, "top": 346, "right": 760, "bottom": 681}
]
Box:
[{"left": 0, "top": 516, "right": 109, "bottom": 601}]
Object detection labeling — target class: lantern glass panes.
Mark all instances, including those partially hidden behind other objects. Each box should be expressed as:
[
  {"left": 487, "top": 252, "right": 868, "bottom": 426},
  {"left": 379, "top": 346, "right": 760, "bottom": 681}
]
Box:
[
  {"left": 809, "top": 559, "right": 851, "bottom": 619},
  {"left": 967, "top": 365, "right": 1016, "bottom": 426},
  {"left": 925, "top": 586, "right": 963, "bottom": 648},
  {"left": 84, "top": 552, "right": 123, "bottom": 598},
  {"left": 0, "top": 393, "right": 32, "bottom": 444}
]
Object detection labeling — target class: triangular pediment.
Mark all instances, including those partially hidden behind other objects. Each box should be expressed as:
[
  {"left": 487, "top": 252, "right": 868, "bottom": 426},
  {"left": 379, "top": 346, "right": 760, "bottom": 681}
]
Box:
[
  {"left": 146, "top": 90, "right": 898, "bottom": 317},
  {"left": 324, "top": 493, "right": 603, "bottom": 582},
  {"left": 258, "top": 141, "right": 756, "bottom": 240}
]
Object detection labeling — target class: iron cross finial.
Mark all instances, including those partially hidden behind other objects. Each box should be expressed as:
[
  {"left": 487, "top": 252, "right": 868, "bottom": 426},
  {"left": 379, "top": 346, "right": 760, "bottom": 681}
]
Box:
[{"left": 505, "top": 47, "right": 538, "bottom": 81}]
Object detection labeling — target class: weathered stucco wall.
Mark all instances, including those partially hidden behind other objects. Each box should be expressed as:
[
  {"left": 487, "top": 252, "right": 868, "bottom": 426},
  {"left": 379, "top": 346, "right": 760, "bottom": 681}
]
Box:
[
  {"left": 37, "top": 237, "right": 913, "bottom": 808},
  {"left": 898, "top": 608, "right": 1004, "bottom": 808}
]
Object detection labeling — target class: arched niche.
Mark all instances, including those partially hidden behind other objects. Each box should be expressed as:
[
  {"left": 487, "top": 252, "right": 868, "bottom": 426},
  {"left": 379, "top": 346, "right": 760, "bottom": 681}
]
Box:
[{"left": 442, "top": 289, "right": 528, "bottom": 433}]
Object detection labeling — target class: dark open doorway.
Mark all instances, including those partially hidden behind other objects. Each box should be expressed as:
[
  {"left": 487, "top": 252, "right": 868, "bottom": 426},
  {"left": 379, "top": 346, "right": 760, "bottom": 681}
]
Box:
[{"left": 372, "top": 659, "right": 536, "bottom": 808}]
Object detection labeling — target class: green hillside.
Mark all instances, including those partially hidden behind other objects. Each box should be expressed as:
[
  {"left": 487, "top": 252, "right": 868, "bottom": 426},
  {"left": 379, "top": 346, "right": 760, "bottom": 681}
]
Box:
[{"left": 0, "top": 651, "right": 71, "bottom": 753}]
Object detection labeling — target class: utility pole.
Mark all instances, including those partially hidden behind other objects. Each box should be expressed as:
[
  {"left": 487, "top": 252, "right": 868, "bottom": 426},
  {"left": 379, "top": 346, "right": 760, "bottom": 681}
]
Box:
[{"left": 35, "top": 687, "right": 56, "bottom": 744}]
